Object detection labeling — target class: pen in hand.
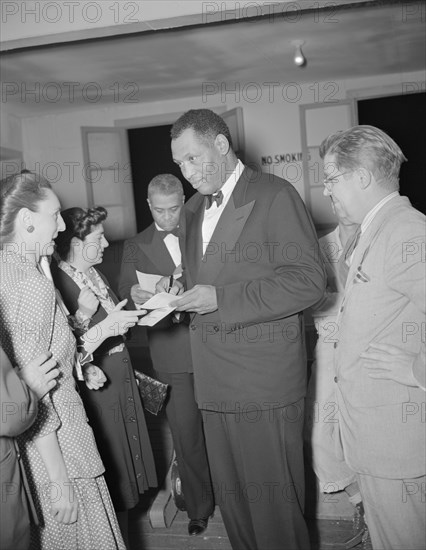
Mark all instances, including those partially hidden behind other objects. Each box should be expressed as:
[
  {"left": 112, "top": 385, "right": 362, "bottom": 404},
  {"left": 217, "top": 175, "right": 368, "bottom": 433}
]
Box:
[{"left": 168, "top": 275, "right": 174, "bottom": 293}]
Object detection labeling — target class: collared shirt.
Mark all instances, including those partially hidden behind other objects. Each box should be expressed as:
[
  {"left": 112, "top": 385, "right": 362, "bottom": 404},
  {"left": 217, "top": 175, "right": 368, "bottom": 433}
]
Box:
[
  {"left": 155, "top": 223, "right": 181, "bottom": 268},
  {"left": 361, "top": 191, "right": 399, "bottom": 234},
  {"left": 202, "top": 159, "right": 245, "bottom": 255},
  {"left": 348, "top": 191, "right": 399, "bottom": 266}
]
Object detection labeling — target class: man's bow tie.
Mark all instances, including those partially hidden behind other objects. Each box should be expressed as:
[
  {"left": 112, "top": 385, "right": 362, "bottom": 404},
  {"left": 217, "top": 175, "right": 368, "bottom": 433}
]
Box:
[
  {"left": 160, "top": 228, "right": 179, "bottom": 238},
  {"left": 205, "top": 190, "right": 224, "bottom": 210}
]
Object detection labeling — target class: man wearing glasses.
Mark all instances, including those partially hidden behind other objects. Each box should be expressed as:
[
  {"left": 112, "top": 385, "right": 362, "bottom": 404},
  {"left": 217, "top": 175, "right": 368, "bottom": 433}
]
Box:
[{"left": 319, "top": 125, "right": 425, "bottom": 550}]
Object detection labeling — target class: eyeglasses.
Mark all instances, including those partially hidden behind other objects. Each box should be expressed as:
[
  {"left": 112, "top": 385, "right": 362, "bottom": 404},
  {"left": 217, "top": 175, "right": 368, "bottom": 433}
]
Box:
[{"left": 323, "top": 171, "right": 352, "bottom": 191}]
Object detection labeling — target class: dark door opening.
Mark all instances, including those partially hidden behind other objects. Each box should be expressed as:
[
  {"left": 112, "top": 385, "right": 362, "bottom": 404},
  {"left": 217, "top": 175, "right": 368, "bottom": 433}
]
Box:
[
  {"left": 357, "top": 92, "right": 425, "bottom": 214},
  {"left": 127, "top": 125, "right": 196, "bottom": 232}
]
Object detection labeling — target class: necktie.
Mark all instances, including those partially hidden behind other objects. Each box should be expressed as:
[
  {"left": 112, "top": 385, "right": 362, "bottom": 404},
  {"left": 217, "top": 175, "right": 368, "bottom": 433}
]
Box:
[
  {"left": 160, "top": 228, "right": 179, "bottom": 239},
  {"left": 337, "top": 226, "right": 361, "bottom": 286},
  {"left": 205, "top": 190, "right": 224, "bottom": 210}
]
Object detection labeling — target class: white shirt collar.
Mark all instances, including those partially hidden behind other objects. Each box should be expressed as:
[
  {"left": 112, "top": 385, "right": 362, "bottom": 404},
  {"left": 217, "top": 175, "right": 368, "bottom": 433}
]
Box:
[
  {"left": 361, "top": 191, "right": 399, "bottom": 234},
  {"left": 216, "top": 159, "right": 244, "bottom": 204},
  {"left": 155, "top": 222, "right": 178, "bottom": 233}
]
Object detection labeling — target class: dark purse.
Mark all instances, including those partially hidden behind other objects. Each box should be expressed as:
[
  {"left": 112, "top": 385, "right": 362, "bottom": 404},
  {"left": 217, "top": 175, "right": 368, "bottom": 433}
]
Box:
[{"left": 134, "top": 370, "right": 168, "bottom": 415}]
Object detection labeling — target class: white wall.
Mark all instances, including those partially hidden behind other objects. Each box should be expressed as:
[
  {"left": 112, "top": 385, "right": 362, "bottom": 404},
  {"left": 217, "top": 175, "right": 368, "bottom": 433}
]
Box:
[
  {"left": 19, "top": 69, "right": 424, "bottom": 216},
  {"left": 1, "top": 105, "right": 23, "bottom": 152},
  {"left": 1, "top": 0, "right": 210, "bottom": 41},
  {"left": 0, "top": 105, "right": 23, "bottom": 179}
]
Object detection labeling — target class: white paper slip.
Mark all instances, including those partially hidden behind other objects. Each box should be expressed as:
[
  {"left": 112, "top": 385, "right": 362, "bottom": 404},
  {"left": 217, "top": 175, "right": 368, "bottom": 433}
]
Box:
[
  {"left": 137, "top": 293, "right": 176, "bottom": 326},
  {"left": 142, "top": 292, "right": 177, "bottom": 310},
  {"left": 138, "top": 307, "right": 175, "bottom": 326},
  {"left": 136, "top": 271, "right": 164, "bottom": 294}
]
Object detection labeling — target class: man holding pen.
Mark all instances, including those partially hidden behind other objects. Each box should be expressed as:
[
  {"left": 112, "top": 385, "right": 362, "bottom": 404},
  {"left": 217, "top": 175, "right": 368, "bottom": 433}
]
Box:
[
  {"left": 118, "top": 174, "right": 214, "bottom": 536},
  {"left": 168, "top": 275, "right": 174, "bottom": 293}
]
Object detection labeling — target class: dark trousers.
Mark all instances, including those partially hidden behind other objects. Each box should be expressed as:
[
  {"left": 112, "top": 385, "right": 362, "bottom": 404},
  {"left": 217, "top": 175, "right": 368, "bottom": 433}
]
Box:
[
  {"left": 201, "top": 399, "right": 310, "bottom": 550},
  {"left": 154, "top": 371, "right": 214, "bottom": 520}
]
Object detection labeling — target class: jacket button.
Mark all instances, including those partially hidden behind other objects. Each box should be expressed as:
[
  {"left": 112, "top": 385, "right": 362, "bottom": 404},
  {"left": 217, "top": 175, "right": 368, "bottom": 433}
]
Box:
[
  {"left": 213, "top": 325, "right": 219, "bottom": 332},
  {"left": 334, "top": 376, "right": 338, "bottom": 383},
  {"left": 190, "top": 324, "right": 197, "bottom": 331},
  {"left": 123, "top": 358, "right": 128, "bottom": 363},
  {"left": 333, "top": 342, "right": 337, "bottom": 349}
]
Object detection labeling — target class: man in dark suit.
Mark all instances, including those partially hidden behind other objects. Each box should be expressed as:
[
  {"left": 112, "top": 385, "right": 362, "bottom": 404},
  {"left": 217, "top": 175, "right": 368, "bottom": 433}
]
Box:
[
  {"left": 118, "top": 174, "right": 214, "bottom": 536},
  {"left": 165, "top": 109, "right": 326, "bottom": 550}
]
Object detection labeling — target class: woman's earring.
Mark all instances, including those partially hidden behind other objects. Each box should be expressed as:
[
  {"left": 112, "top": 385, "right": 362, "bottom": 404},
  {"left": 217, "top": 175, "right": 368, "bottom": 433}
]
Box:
[{"left": 26, "top": 225, "right": 35, "bottom": 233}]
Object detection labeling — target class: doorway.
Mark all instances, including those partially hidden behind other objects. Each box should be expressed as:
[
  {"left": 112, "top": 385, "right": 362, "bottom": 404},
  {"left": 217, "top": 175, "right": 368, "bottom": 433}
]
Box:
[
  {"left": 127, "top": 124, "right": 196, "bottom": 232},
  {"left": 357, "top": 92, "right": 426, "bottom": 214}
]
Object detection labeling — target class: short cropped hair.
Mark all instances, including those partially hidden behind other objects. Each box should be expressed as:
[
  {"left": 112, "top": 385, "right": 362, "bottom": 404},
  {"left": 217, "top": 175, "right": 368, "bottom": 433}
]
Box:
[
  {"left": 55, "top": 206, "right": 107, "bottom": 260},
  {"left": 170, "top": 109, "right": 233, "bottom": 148},
  {"left": 319, "top": 125, "right": 406, "bottom": 190},
  {"left": 0, "top": 171, "right": 52, "bottom": 245},
  {"left": 147, "top": 174, "right": 183, "bottom": 200}
]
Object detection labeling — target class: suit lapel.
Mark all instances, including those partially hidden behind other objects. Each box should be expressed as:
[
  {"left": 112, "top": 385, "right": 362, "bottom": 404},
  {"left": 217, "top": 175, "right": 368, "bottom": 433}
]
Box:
[
  {"left": 184, "top": 195, "right": 205, "bottom": 285},
  {"left": 348, "top": 195, "right": 405, "bottom": 283},
  {"left": 198, "top": 194, "right": 255, "bottom": 284},
  {"left": 138, "top": 228, "right": 176, "bottom": 275}
]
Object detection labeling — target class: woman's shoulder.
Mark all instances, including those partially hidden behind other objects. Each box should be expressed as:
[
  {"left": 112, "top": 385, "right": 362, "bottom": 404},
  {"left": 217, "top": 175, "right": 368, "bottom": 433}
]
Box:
[{"left": 0, "top": 251, "right": 51, "bottom": 295}]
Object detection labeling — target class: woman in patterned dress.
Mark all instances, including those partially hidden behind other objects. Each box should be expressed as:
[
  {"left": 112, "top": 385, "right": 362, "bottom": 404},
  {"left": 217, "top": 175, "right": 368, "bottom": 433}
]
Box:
[
  {"left": 51, "top": 206, "right": 158, "bottom": 547},
  {"left": 0, "top": 172, "right": 143, "bottom": 549}
]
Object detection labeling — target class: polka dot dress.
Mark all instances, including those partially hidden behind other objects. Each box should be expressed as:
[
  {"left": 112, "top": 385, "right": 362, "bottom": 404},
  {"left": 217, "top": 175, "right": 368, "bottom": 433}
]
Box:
[{"left": 0, "top": 251, "right": 126, "bottom": 550}]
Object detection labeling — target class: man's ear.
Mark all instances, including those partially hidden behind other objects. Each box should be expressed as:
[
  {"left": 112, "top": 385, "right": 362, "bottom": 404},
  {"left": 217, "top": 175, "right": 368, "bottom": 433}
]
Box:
[
  {"left": 147, "top": 198, "right": 152, "bottom": 210},
  {"left": 357, "top": 167, "right": 372, "bottom": 190},
  {"left": 214, "top": 134, "right": 230, "bottom": 156}
]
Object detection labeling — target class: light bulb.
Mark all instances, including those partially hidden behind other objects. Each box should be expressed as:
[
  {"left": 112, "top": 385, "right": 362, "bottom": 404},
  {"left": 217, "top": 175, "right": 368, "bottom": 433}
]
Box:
[{"left": 291, "top": 40, "right": 306, "bottom": 67}]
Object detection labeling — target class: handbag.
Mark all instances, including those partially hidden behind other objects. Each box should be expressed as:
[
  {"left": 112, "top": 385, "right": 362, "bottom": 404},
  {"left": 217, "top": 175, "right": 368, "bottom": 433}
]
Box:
[{"left": 134, "top": 370, "right": 168, "bottom": 415}]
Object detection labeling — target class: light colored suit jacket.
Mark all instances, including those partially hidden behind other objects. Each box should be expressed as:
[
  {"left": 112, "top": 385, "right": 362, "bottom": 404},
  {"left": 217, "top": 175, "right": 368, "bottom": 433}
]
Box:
[
  {"left": 180, "top": 167, "right": 326, "bottom": 411},
  {"left": 334, "top": 195, "right": 425, "bottom": 479}
]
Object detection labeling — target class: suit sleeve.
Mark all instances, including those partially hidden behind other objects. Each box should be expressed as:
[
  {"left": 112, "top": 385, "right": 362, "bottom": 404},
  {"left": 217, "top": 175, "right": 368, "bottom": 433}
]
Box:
[
  {"left": 0, "top": 347, "right": 38, "bottom": 437},
  {"left": 216, "top": 186, "right": 326, "bottom": 325},
  {"left": 310, "top": 231, "right": 343, "bottom": 317}
]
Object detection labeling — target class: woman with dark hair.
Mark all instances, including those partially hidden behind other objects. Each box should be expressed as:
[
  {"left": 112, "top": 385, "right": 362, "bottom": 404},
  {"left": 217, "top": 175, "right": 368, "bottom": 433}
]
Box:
[
  {"left": 52, "top": 206, "right": 157, "bottom": 546},
  {"left": 0, "top": 171, "right": 140, "bottom": 549}
]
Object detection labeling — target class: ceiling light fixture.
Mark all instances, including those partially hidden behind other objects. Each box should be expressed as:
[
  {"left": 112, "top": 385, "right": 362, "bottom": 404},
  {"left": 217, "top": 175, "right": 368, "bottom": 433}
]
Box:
[{"left": 292, "top": 40, "right": 306, "bottom": 67}]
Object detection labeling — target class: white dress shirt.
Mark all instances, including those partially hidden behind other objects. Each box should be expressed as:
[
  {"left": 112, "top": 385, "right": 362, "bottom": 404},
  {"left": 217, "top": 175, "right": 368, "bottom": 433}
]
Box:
[
  {"left": 155, "top": 223, "right": 181, "bottom": 268},
  {"left": 202, "top": 159, "right": 244, "bottom": 255}
]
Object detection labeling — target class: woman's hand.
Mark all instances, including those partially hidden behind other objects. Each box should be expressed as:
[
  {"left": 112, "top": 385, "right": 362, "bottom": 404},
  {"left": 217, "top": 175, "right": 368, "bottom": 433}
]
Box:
[
  {"left": 49, "top": 479, "right": 78, "bottom": 524},
  {"left": 83, "top": 364, "right": 107, "bottom": 390},
  {"left": 130, "top": 284, "right": 153, "bottom": 305},
  {"left": 19, "top": 351, "right": 59, "bottom": 399},
  {"left": 103, "top": 299, "right": 147, "bottom": 337},
  {"left": 77, "top": 287, "right": 99, "bottom": 318}
]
